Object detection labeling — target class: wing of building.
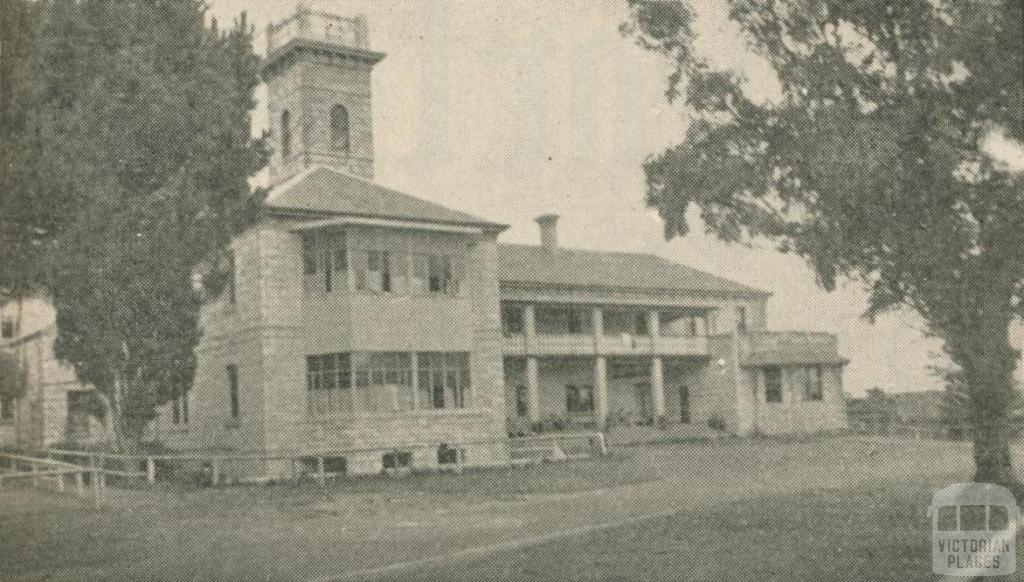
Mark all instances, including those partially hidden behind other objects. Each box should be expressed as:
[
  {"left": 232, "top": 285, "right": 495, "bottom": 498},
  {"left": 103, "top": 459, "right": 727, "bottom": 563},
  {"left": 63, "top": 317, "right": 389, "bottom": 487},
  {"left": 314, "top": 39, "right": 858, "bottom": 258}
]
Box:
[{"left": 0, "top": 8, "right": 848, "bottom": 475}]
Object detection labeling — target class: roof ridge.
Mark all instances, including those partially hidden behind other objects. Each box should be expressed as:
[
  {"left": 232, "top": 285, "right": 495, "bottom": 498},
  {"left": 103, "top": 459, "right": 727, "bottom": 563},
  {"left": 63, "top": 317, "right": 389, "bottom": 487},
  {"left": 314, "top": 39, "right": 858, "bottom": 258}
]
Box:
[
  {"left": 264, "top": 165, "right": 506, "bottom": 230},
  {"left": 497, "top": 243, "right": 770, "bottom": 296},
  {"left": 498, "top": 242, "right": 656, "bottom": 259}
]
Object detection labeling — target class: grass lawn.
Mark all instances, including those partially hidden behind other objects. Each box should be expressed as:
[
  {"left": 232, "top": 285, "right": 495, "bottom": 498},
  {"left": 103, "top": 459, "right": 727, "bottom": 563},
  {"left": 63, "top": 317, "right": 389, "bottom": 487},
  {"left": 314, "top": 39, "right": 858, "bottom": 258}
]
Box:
[
  {"left": 0, "top": 436, "right": 995, "bottom": 581},
  {"left": 427, "top": 477, "right": 950, "bottom": 582}
]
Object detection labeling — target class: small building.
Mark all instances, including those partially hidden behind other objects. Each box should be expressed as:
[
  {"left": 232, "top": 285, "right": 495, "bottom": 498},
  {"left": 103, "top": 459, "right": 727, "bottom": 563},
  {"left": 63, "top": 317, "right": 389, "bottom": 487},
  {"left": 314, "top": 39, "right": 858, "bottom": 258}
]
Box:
[{"left": 0, "top": 8, "right": 849, "bottom": 475}]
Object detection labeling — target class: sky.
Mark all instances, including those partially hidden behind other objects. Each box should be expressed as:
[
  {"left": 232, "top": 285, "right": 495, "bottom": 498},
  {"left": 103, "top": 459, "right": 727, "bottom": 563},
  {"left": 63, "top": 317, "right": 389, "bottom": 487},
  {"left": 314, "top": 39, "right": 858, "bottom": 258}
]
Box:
[{"left": 205, "top": 0, "right": 1022, "bottom": 397}]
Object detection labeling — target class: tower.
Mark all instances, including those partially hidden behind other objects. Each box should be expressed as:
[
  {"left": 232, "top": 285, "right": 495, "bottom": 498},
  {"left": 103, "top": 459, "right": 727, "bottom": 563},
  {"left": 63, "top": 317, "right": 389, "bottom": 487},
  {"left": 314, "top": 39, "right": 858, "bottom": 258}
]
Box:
[{"left": 261, "top": 7, "right": 386, "bottom": 185}]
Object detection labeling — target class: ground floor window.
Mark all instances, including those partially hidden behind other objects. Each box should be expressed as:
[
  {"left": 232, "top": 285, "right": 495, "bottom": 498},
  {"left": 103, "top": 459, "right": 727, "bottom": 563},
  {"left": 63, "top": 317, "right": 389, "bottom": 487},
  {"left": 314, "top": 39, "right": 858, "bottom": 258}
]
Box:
[
  {"left": 382, "top": 450, "right": 413, "bottom": 470},
  {"left": 306, "top": 351, "right": 470, "bottom": 414},
  {"left": 307, "top": 353, "right": 353, "bottom": 415},
  {"left": 763, "top": 367, "right": 783, "bottom": 403},
  {"left": 355, "top": 352, "right": 413, "bottom": 412},
  {"left": 418, "top": 352, "right": 470, "bottom": 410},
  {"left": 566, "top": 384, "right": 594, "bottom": 413},
  {"left": 796, "top": 365, "right": 825, "bottom": 401},
  {"left": 301, "top": 456, "right": 347, "bottom": 476},
  {"left": 437, "top": 443, "right": 461, "bottom": 465}
]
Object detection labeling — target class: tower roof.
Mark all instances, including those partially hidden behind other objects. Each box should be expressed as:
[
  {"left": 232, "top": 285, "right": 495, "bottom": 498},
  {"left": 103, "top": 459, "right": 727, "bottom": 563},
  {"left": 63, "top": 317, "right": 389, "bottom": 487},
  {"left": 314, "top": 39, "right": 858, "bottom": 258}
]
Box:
[{"left": 261, "top": 9, "right": 385, "bottom": 79}]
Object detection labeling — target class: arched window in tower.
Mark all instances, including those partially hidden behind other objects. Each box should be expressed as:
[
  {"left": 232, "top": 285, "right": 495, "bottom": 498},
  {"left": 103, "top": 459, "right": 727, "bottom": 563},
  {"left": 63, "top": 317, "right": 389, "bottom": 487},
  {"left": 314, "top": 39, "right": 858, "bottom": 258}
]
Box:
[
  {"left": 330, "top": 104, "right": 349, "bottom": 153},
  {"left": 281, "top": 110, "right": 292, "bottom": 157}
]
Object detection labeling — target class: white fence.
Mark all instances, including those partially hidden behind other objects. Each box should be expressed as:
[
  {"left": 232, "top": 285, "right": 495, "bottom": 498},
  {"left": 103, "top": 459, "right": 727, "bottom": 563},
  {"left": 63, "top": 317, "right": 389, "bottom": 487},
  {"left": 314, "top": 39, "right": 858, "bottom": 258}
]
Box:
[
  {"left": 27, "top": 432, "right": 608, "bottom": 488},
  {"left": 0, "top": 452, "right": 103, "bottom": 507}
]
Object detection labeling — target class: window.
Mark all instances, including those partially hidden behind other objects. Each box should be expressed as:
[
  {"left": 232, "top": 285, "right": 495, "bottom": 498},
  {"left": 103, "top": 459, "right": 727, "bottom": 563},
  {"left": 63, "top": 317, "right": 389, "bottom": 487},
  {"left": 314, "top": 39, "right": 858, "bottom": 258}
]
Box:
[
  {"left": 303, "top": 235, "right": 348, "bottom": 294},
  {"left": 515, "top": 385, "right": 529, "bottom": 417},
  {"left": 428, "top": 255, "right": 450, "bottom": 293},
  {"left": 804, "top": 366, "right": 825, "bottom": 401},
  {"left": 409, "top": 254, "right": 461, "bottom": 295},
  {"left": 382, "top": 450, "right": 413, "bottom": 470},
  {"left": 417, "top": 352, "right": 470, "bottom": 410},
  {"left": 357, "top": 250, "right": 392, "bottom": 293},
  {"left": 227, "top": 251, "right": 236, "bottom": 304},
  {"left": 301, "top": 455, "right": 347, "bottom": 476},
  {"left": 330, "top": 104, "right": 349, "bottom": 152},
  {"left": 438, "top": 443, "right": 460, "bottom": 465},
  {"left": 171, "top": 389, "right": 189, "bottom": 425},
  {"left": 1, "top": 318, "right": 14, "bottom": 339},
  {"left": 281, "top": 110, "right": 292, "bottom": 157},
  {"left": 0, "top": 396, "right": 14, "bottom": 422},
  {"left": 763, "top": 367, "right": 783, "bottom": 403},
  {"left": 410, "top": 254, "right": 429, "bottom": 293},
  {"left": 306, "top": 353, "right": 353, "bottom": 415},
  {"left": 635, "top": 313, "right": 649, "bottom": 335},
  {"left": 227, "top": 365, "right": 240, "bottom": 419},
  {"left": 566, "top": 384, "right": 594, "bottom": 413},
  {"left": 736, "top": 306, "right": 748, "bottom": 333},
  {"left": 502, "top": 305, "right": 524, "bottom": 335},
  {"left": 354, "top": 352, "right": 413, "bottom": 412}
]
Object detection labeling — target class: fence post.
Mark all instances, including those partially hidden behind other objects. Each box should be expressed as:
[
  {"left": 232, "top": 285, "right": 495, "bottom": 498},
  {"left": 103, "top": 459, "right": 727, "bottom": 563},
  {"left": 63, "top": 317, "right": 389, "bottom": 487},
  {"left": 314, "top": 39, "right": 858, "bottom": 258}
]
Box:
[
  {"left": 91, "top": 468, "right": 101, "bottom": 509},
  {"left": 595, "top": 432, "right": 608, "bottom": 456},
  {"left": 30, "top": 461, "right": 38, "bottom": 489},
  {"left": 317, "top": 457, "right": 326, "bottom": 486},
  {"left": 75, "top": 472, "right": 85, "bottom": 497},
  {"left": 56, "top": 471, "right": 65, "bottom": 493},
  {"left": 146, "top": 457, "right": 156, "bottom": 484}
]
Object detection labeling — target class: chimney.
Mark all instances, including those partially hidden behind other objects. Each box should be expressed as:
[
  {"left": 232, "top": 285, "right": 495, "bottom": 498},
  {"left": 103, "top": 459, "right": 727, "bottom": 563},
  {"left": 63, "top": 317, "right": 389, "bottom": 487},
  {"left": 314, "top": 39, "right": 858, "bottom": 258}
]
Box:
[{"left": 535, "top": 214, "right": 560, "bottom": 251}]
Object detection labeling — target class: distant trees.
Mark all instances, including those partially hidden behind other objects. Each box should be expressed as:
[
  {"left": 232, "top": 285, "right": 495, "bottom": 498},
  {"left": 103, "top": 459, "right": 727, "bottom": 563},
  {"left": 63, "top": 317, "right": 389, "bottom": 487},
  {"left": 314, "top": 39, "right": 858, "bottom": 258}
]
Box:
[
  {"left": 847, "top": 388, "right": 898, "bottom": 433},
  {"left": 0, "top": 0, "right": 266, "bottom": 448},
  {"left": 625, "top": 0, "right": 1024, "bottom": 488}
]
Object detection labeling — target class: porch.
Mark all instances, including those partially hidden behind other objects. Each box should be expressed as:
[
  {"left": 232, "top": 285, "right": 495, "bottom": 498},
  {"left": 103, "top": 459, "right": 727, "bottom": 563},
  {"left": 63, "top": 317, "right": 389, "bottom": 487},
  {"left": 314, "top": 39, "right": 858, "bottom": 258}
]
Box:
[{"left": 503, "top": 355, "right": 708, "bottom": 437}]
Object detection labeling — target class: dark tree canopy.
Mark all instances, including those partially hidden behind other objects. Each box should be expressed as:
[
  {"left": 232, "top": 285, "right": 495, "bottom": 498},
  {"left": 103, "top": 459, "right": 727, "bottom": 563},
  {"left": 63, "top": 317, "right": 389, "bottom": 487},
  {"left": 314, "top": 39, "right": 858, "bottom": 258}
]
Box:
[
  {"left": 626, "top": 0, "right": 1024, "bottom": 487},
  {"left": 0, "top": 0, "right": 266, "bottom": 445}
]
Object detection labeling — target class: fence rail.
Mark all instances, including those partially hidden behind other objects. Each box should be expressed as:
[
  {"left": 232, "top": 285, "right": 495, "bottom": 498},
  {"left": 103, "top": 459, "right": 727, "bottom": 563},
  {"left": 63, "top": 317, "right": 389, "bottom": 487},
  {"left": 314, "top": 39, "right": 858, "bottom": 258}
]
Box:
[
  {"left": 28, "top": 432, "right": 607, "bottom": 488},
  {"left": 0, "top": 453, "right": 102, "bottom": 507}
]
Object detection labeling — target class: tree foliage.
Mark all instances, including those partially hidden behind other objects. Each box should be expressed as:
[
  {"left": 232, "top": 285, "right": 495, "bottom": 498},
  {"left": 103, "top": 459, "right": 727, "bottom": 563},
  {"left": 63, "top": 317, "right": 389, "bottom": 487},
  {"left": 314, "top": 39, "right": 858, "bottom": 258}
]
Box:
[
  {"left": 625, "top": 0, "right": 1024, "bottom": 486},
  {"left": 0, "top": 0, "right": 266, "bottom": 446}
]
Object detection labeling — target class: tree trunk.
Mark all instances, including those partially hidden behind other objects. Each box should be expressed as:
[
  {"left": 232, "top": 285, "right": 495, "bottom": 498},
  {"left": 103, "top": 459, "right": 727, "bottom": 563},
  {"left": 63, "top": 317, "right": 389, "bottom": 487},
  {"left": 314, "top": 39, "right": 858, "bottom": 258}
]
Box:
[
  {"left": 106, "top": 376, "right": 128, "bottom": 453},
  {"left": 953, "top": 310, "right": 1020, "bottom": 490}
]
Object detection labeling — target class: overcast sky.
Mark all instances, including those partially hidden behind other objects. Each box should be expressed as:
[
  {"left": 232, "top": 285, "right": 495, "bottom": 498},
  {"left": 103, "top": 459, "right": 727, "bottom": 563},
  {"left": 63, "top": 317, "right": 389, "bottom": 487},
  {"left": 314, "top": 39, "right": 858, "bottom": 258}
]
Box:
[{"left": 204, "top": 0, "right": 1024, "bottom": 397}]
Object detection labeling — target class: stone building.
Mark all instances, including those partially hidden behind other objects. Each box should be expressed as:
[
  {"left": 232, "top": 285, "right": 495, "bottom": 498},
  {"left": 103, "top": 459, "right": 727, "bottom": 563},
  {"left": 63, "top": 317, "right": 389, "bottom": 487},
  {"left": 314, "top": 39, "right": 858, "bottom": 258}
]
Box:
[{"left": 0, "top": 8, "right": 848, "bottom": 475}]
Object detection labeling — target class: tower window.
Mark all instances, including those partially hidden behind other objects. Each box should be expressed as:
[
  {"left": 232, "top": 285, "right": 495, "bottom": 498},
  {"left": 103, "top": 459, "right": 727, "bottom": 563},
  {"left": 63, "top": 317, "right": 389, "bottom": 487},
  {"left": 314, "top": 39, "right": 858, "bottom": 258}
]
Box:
[
  {"left": 281, "top": 110, "right": 292, "bottom": 157},
  {"left": 330, "top": 104, "right": 349, "bottom": 153}
]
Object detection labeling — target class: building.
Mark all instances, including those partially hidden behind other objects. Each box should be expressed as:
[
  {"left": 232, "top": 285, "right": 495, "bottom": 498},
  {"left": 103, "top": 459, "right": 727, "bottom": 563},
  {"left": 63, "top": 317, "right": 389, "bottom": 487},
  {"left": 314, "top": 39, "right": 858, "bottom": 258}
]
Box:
[
  {"left": 0, "top": 299, "right": 109, "bottom": 449},
  {"left": 0, "top": 8, "right": 848, "bottom": 475}
]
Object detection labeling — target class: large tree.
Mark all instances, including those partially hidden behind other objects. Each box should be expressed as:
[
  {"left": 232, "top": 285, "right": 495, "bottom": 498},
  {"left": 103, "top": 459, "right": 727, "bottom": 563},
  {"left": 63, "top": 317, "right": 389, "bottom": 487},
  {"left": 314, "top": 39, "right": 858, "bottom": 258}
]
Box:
[
  {"left": 0, "top": 0, "right": 265, "bottom": 447},
  {"left": 625, "top": 0, "right": 1024, "bottom": 487}
]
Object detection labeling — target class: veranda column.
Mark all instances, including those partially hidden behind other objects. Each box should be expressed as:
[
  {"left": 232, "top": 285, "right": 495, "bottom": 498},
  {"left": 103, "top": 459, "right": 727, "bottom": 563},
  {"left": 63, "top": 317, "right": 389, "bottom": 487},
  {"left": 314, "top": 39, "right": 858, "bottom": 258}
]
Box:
[
  {"left": 651, "top": 356, "right": 666, "bottom": 424},
  {"left": 592, "top": 307, "right": 604, "bottom": 352},
  {"left": 410, "top": 352, "right": 420, "bottom": 410},
  {"left": 594, "top": 356, "right": 609, "bottom": 431},
  {"left": 526, "top": 356, "right": 541, "bottom": 426},
  {"left": 524, "top": 305, "right": 536, "bottom": 352}
]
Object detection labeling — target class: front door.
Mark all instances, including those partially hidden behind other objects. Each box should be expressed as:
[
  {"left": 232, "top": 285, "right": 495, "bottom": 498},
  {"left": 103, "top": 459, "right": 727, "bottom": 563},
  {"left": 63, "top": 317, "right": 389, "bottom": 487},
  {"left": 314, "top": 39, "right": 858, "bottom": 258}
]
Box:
[{"left": 679, "top": 385, "right": 690, "bottom": 424}]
